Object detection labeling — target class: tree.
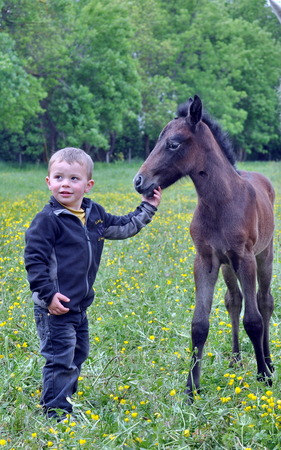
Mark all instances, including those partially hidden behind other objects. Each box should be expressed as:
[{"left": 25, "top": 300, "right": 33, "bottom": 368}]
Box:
[
  {"left": 128, "top": 0, "right": 178, "bottom": 156},
  {"left": 0, "top": 0, "right": 280, "bottom": 163},
  {"left": 0, "top": 32, "right": 45, "bottom": 133},
  {"left": 73, "top": 0, "right": 142, "bottom": 161},
  {"left": 155, "top": 0, "right": 281, "bottom": 158},
  {"left": 46, "top": 83, "right": 107, "bottom": 151},
  {"left": 0, "top": 0, "right": 76, "bottom": 160}
]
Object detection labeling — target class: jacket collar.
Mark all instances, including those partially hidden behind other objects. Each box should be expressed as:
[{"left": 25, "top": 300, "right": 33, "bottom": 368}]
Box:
[{"left": 49, "top": 196, "right": 92, "bottom": 211}]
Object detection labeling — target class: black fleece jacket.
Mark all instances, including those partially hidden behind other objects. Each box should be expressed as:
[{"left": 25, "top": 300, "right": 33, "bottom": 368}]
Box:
[{"left": 24, "top": 196, "right": 157, "bottom": 312}]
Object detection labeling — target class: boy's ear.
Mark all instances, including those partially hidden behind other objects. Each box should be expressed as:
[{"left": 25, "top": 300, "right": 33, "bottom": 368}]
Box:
[
  {"left": 85, "top": 179, "right": 95, "bottom": 193},
  {"left": 46, "top": 176, "right": 52, "bottom": 190}
]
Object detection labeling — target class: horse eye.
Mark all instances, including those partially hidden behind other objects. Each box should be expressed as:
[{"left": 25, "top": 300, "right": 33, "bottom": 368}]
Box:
[{"left": 167, "top": 141, "right": 180, "bottom": 151}]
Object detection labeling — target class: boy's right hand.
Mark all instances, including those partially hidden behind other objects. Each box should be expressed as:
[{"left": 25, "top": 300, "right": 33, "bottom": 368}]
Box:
[{"left": 48, "top": 293, "right": 70, "bottom": 315}]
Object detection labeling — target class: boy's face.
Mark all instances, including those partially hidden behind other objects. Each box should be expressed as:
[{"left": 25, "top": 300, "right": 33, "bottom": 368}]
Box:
[{"left": 46, "top": 160, "right": 94, "bottom": 210}]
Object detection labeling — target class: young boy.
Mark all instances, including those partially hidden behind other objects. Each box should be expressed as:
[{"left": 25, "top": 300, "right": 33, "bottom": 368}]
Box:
[{"left": 24, "top": 147, "right": 161, "bottom": 420}]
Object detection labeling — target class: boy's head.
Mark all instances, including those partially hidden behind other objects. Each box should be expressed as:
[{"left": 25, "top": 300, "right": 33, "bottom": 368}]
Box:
[
  {"left": 48, "top": 147, "right": 94, "bottom": 180},
  {"left": 46, "top": 147, "right": 95, "bottom": 210}
]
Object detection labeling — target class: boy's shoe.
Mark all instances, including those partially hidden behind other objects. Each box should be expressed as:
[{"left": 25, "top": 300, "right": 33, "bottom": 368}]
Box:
[
  {"left": 45, "top": 408, "right": 73, "bottom": 422},
  {"left": 57, "top": 413, "right": 80, "bottom": 425}
]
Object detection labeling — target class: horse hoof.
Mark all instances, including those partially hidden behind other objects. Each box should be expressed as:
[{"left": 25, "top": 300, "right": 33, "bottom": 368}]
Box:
[
  {"left": 185, "top": 388, "right": 195, "bottom": 404},
  {"left": 229, "top": 357, "right": 243, "bottom": 368},
  {"left": 266, "top": 362, "right": 275, "bottom": 374},
  {"left": 257, "top": 372, "right": 272, "bottom": 386}
]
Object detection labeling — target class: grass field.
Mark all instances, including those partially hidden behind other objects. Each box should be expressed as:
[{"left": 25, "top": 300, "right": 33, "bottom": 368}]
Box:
[{"left": 0, "top": 160, "right": 280, "bottom": 449}]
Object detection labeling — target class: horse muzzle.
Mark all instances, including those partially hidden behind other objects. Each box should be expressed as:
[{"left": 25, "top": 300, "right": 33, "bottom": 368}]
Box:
[{"left": 133, "top": 173, "right": 158, "bottom": 197}]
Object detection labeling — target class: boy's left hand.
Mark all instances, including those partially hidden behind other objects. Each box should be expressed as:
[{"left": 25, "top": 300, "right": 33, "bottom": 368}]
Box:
[{"left": 142, "top": 186, "right": 162, "bottom": 208}]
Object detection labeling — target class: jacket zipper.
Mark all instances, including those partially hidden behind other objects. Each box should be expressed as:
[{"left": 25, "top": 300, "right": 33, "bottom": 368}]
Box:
[
  {"left": 84, "top": 226, "right": 92, "bottom": 298},
  {"left": 83, "top": 205, "right": 93, "bottom": 298}
]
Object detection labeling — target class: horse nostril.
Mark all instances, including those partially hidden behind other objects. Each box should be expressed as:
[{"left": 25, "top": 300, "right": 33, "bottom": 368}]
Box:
[{"left": 134, "top": 175, "right": 143, "bottom": 188}]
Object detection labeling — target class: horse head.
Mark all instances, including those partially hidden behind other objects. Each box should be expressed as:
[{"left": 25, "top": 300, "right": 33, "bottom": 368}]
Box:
[{"left": 134, "top": 95, "right": 203, "bottom": 197}]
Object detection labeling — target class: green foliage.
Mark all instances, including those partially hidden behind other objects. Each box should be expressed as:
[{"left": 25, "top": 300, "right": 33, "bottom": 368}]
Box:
[
  {"left": 0, "top": 33, "right": 45, "bottom": 132},
  {"left": 157, "top": 0, "right": 281, "bottom": 153},
  {"left": 75, "top": 0, "right": 142, "bottom": 136},
  {"left": 47, "top": 83, "right": 107, "bottom": 149},
  {"left": 0, "top": 0, "right": 280, "bottom": 162}
]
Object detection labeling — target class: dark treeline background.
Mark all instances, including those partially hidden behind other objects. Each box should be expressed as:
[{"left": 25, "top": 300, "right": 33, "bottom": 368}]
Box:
[{"left": 0, "top": 0, "right": 281, "bottom": 164}]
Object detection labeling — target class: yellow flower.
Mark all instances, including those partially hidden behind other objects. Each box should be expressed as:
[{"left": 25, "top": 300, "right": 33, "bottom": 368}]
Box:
[
  {"left": 79, "top": 439, "right": 87, "bottom": 444},
  {"left": 183, "top": 429, "right": 190, "bottom": 437},
  {"left": 170, "top": 389, "right": 177, "bottom": 396},
  {"left": 235, "top": 387, "right": 242, "bottom": 394},
  {"left": 0, "top": 440, "right": 7, "bottom": 446},
  {"left": 131, "top": 412, "right": 138, "bottom": 418},
  {"left": 91, "top": 414, "right": 99, "bottom": 420},
  {"left": 266, "top": 390, "right": 273, "bottom": 397},
  {"left": 220, "top": 397, "right": 231, "bottom": 403}
]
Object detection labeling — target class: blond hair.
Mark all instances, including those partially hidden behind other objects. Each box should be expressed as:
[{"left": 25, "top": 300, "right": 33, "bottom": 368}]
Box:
[{"left": 48, "top": 147, "right": 94, "bottom": 180}]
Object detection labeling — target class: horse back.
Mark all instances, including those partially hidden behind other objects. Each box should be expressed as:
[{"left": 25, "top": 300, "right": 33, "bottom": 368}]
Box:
[{"left": 239, "top": 170, "right": 275, "bottom": 205}]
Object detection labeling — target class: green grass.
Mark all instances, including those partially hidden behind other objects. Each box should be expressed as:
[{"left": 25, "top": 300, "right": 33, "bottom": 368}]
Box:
[{"left": 0, "top": 161, "right": 280, "bottom": 449}]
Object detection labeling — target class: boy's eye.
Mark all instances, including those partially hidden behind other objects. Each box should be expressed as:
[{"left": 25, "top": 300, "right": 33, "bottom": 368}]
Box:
[{"left": 71, "top": 176, "right": 79, "bottom": 181}]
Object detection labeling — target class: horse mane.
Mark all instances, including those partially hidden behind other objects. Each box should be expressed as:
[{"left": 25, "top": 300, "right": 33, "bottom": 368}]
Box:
[{"left": 177, "top": 102, "right": 237, "bottom": 167}]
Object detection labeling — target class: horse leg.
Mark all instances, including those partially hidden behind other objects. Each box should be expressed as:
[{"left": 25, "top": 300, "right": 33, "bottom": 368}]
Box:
[
  {"left": 238, "top": 252, "right": 272, "bottom": 384},
  {"left": 186, "top": 253, "right": 220, "bottom": 402},
  {"left": 256, "top": 240, "right": 274, "bottom": 373},
  {"left": 221, "top": 264, "right": 243, "bottom": 366}
]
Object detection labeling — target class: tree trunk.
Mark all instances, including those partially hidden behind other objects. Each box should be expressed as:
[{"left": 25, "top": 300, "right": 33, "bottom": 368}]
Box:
[{"left": 106, "top": 131, "right": 117, "bottom": 163}]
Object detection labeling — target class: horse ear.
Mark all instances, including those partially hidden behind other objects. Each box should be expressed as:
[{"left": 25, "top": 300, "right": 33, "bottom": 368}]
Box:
[{"left": 188, "top": 95, "right": 202, "bottom": 127}]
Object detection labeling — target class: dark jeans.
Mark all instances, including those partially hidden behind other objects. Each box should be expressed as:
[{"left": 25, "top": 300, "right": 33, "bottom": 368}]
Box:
[{"left": 34, "top": 305, "right": 89, "bottom": 418}]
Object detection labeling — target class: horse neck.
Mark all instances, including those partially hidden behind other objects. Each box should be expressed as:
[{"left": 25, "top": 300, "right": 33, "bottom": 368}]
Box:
[{"left": 189, "top": 147, "right": 239, "bottom": 209}]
